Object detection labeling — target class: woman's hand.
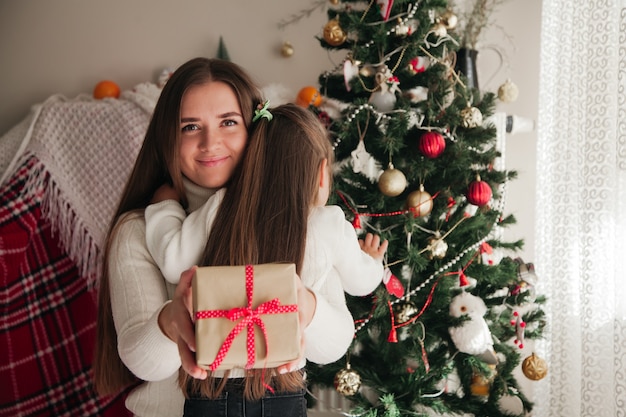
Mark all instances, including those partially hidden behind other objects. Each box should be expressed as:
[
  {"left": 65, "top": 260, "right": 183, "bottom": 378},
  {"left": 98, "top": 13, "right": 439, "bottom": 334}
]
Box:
[{"left": 158, "top": 266, "right": 208, "bottom": 380}]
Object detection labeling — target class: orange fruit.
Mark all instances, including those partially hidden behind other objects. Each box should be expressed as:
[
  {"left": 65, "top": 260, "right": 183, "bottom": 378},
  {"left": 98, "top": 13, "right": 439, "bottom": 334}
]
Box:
[
  {"left": 296, "top": 86, "right": 322, "bottom": 107},
  {"left": 93, "top": 80, "right": 121, "bottom": 99}
]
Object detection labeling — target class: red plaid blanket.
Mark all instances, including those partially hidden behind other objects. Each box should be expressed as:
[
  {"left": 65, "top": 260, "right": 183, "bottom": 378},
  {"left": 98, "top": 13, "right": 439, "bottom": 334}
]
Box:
[{"left": 0, "top": 156, "right": 131, "bottom": 417}]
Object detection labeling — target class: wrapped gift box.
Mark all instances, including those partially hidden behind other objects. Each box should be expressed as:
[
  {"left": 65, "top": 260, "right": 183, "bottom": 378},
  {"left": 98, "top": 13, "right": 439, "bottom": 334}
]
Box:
[{"left": 192, "top": 263, "right": 302, "bottom": 371}]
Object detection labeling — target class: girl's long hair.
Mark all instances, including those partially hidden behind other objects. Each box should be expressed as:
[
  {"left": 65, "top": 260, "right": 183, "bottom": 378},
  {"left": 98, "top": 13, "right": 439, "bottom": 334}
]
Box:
[
  {"left": 93, "top": 57, "right": 263, "bottom": 396},
  {"left": 183, "top": 104, "right": 334, "bottom": 400}
]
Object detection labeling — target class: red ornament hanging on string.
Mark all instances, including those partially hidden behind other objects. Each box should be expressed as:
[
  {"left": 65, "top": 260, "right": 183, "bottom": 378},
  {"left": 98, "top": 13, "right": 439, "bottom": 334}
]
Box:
[
  {"left": 419, "top": 131, "right": 446, "bottom": 158},
  {"left": 466, "top": 175, "right": 492, "bottom": 206},
  {"left": 408, "top": 56, "right": 427, "bottom": 74},
  {"left": 383, "top": 268, "right": 404, "bottom": 298},
  {"left": 511, "top": 311, "right": 526, "bottom": 349}
]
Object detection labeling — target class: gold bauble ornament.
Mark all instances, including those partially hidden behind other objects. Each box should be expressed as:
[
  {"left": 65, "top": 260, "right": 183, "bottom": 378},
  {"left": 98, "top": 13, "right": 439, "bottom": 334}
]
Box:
[
  {"left": 427, "top": 235, "right": 448, "bottom": 259},
  {"left": 394, "top": 18, "right": 411, "bottom": 37},
  {"left": 329, "top": 0, "right": 339, "bottom": 4},
  {"left": 393, "top": 301, "right": 419, "bottom": 324},
  {"left": 498, "top": 78, "right": 519, "bottom": 103},
  {"left": 334, "top": 364, "right": 361, "bottom": 396},
  {"left": 280, "top": 41, "right": 294, "bottom": 58},
  {"left": 378, "top": 164, "right": 407, "bottom": 197},
  {"left": 522, "top": 353, "right": 548, "bottom": 380},
  {"left": 440, "top": 9, "right": 458, "bottom": 30},
  {"left": 323, "top": 18, "right": 347, "bottom": 46},
  {"left": 359, "top": 65, "right": 375, "bottom": 77},
  {"left": 431, "top": 21, "right": 447, "bottom": 37},
  {"left": 406, "top": 185, "right": 433, "bottom": 217},
  {"left": 470, "top": 365, "right": 496, "bottom": 396},
  {"left": 470, "top": 373, "right": 491, "bottom": 396},
  {"left": 460, "top": 106, "right": 483, "bottom": 128}
]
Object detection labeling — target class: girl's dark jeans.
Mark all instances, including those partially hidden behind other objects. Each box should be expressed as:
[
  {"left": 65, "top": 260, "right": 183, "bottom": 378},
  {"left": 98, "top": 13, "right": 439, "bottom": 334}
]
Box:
[{"left": 183, "top": 379, "right": 307, "bottom": 417}]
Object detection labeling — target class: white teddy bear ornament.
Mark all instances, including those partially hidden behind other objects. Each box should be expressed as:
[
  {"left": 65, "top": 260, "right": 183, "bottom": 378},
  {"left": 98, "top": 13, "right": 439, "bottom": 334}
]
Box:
[{"left": 448, "top": 292, "right": 498, "bottom": 364}]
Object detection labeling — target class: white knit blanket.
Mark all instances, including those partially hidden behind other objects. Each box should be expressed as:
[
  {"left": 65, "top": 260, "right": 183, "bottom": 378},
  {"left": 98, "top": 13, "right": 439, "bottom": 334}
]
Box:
[{"left": 0, "top": 83, "right": 161, "bottom": 283}]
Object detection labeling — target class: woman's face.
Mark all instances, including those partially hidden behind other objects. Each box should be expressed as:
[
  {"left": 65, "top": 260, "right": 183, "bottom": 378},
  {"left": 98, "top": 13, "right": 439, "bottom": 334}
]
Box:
[{"left": 179, "top": 81, "right": 248, "bottom": 189}]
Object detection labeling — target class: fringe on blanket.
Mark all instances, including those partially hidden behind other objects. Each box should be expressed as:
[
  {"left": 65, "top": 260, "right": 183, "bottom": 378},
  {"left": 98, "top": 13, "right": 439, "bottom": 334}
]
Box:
[
  {"left": 22, "top": 154, "right": 101, "bottom": 287},
  {"left": 2, "top": 86, "right": 159, "bottom": 287}
]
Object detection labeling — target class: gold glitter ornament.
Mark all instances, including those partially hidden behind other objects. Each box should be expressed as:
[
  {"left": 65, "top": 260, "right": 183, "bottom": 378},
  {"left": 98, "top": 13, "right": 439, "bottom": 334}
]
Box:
[
  {"left": 393, "top": 300, "right": 419, "bottom": 324},
  {"left": 359, "top": 65, "right": 375, "bottom": 77},
  {"left": 378, "top": 164, "right": 407, "bottom": 197},
  {"left": 522, "top": 353, "right": 548, "bottom": 380},
  {"left": 427, "top": 235, "right": 448, "bottom": 259},
  {"left": 470, "top": 373, "right": 491, "bottom": 396},
  {"left": 431, "top": 21, "right": 447, "bottom": 37},
  {"left": 440, "top": 9, "right": 458, "bottom": 30},
  {"left": 498, "top": 78, "right": 519, "bottom": 103},
  {"left": 470, "top": 364, "right": 496, "bottom": 396},
  {"left": 334, "top": 364, "right": 361, "bottom": 396},
  {"left": 323, "top": 18, "right": 347, "bottom": 46},
  {"left": 460, "top": 106, "right": 483, "bottom": 128},
  {"left": 394, "top": 18, "right": 411, "bottom": 37}
]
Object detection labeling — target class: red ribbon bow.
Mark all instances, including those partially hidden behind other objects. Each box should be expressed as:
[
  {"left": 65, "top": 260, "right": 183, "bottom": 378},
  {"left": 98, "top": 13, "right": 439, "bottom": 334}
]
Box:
[{"left": 195, "top": 265, "right": 298, "bottom": 371}]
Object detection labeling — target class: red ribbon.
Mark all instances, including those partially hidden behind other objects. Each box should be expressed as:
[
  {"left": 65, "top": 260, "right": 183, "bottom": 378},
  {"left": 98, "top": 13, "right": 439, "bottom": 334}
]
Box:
[
  {"left": 387, "top": 279, "right": 440, "bottom": 343},
  {"left": 336, "top": 190, "right": 440, "bottom": 224},
  {"left": 195, "top": 265, "right": 298, "bottom": 371}
]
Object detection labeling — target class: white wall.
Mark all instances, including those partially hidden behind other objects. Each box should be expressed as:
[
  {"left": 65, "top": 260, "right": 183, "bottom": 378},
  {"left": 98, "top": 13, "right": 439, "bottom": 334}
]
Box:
[
  {"left": 0, "top": 0, "right": 542, "bottom": 412},
  {"left": 0, "top": 0, "right": 335, "bottom": 135},
  {"left": 0, "top": 1, "right": 540, "bottom": 261},
  {"left": 480, "top": 0, "right": 542, "bottom": 264}
]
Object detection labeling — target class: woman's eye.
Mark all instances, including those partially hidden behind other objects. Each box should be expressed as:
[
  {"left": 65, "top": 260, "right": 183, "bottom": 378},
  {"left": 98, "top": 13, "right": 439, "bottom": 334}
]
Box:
[
  {"left": 222, "top": 119, "right": 237, "bottom": 127},
  {"left": 181, "top": 124, "right": 199, "bottom": 132}
]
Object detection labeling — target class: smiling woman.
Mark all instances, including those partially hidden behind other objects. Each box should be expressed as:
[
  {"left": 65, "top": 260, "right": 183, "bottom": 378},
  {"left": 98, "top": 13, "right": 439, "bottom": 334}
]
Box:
[{"left": 93, "top": 58, "right": 265, "bottom": 417}]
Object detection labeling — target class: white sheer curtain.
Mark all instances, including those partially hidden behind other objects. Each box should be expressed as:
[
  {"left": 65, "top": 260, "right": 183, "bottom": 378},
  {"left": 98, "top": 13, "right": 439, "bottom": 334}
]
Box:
[{"left": 535, "top": 0, "right": 626, "bottom": 415}]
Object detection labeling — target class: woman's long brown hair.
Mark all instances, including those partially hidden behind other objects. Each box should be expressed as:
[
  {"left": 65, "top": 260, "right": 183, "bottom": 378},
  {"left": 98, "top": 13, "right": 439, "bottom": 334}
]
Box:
[
  {"left": 183, "top": 104, "right": 334, "bottom": 400},
  {"left": 93, "top": 57, "right": 263, "bottom": 396}
]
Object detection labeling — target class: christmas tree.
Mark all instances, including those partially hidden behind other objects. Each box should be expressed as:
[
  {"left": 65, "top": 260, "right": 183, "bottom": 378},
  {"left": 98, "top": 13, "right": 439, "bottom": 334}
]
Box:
[{"left": 294, "top": 0, "right": 547, "bottom": 415}]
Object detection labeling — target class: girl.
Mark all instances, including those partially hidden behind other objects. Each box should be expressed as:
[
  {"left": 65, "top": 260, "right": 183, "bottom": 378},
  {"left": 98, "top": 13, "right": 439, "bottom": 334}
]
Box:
[{"left": 144, "top": 103, "right": 388, "bottom": 416}]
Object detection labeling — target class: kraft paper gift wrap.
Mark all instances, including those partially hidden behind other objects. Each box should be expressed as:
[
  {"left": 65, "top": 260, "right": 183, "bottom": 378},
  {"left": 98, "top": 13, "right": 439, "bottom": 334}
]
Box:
[{"left": 192, "top": 263, "right": 302, "bottom": 371}]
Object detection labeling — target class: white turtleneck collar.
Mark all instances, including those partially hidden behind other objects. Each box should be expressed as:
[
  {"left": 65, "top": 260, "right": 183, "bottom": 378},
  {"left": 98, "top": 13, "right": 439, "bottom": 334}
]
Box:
[{"left": 183, "top": 177, "right": 217, "bottom": 213}]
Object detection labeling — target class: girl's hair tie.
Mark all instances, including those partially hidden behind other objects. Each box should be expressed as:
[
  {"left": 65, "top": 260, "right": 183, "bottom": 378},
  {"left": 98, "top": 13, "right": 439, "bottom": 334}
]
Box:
[{"left": 253, "top": 100, "right": 273, "bottom": 122}]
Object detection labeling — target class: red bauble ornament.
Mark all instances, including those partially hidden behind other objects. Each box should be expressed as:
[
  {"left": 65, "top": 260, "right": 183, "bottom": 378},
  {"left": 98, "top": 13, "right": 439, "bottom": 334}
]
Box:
[
  {"left": 419, "top": 131, "right": 446, "bottom": 158},
  {"left": 466, "top": 176, "right": 492, "bottom": 206}
]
